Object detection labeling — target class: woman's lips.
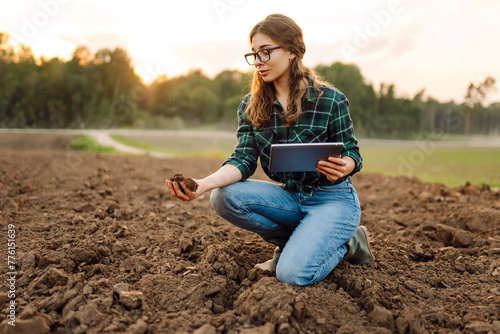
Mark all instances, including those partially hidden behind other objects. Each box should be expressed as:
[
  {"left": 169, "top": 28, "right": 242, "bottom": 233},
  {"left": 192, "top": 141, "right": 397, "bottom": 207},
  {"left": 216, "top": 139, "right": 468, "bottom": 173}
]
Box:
[{"left": 259, "top": 70, "right": 269, "bottom": 76}]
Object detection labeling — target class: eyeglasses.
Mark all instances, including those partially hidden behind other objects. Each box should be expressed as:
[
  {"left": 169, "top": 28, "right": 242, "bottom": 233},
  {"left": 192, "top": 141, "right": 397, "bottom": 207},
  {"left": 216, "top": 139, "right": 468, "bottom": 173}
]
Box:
[{"left": 244, "top": 46, "right": 282, "bottom": 65}]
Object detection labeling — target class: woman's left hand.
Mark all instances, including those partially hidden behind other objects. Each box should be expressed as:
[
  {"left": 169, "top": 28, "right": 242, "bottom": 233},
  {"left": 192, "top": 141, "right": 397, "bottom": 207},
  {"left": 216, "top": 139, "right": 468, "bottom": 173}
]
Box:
[{"left": 316, "top": 156, "right": 354, "bottom": 182}]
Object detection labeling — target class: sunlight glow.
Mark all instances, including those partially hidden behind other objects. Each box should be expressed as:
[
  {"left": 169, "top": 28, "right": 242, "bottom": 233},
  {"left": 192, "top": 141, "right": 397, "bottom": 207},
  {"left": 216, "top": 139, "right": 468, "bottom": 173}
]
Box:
[
  {"left": 133, "top": 57, "right": 188, "bottom": 83},
  {"left": 1, "top": 1, "right": 500, "bottom": 102}
]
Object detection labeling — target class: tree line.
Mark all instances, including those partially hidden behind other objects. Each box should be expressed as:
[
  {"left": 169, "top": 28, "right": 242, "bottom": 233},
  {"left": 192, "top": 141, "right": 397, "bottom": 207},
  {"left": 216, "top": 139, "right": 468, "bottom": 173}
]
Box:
[{"left": 1, "top": 32, "right": 499, "bottom": 139}]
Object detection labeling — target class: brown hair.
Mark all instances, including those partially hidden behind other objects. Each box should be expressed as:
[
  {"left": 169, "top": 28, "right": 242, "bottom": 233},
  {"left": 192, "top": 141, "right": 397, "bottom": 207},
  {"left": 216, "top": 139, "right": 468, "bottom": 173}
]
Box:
[{"left": 246, "top": 14, "right": 326, "bottom": 129}]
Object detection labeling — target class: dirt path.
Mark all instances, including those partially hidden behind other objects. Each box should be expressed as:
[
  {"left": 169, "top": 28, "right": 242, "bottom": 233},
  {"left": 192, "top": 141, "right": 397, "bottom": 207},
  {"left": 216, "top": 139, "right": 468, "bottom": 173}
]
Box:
[
  {"left": 0, "top": 129, "right": 172, "bottom": 157},
  {"left": 85, "top": 130, "right": 172, "bottom": 158},
  {"left": 0, "top": 134, "right": 499, "bottom": 334}
]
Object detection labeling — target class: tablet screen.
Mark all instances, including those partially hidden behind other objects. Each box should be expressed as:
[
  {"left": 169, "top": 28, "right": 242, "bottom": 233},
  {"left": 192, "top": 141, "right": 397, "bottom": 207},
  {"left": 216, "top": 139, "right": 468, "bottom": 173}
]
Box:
[{"left": 269, "top": 142, "right": 344, "bottom": 173}]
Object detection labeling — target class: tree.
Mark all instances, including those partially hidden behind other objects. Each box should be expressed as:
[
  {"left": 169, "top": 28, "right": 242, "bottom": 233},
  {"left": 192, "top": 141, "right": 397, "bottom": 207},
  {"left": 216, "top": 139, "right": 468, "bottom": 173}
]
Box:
[
  {"left": 315, "top": 62, "right": 376, "bottom": 136},
  {"left": 2, "top": 30, "right": 499, "bottom": 136},
  {"left": 213, "top": 69, "right": 252, "bottom": 122},
  {"left": 462, "top": 76, "right": 496, "bottom": 134}
]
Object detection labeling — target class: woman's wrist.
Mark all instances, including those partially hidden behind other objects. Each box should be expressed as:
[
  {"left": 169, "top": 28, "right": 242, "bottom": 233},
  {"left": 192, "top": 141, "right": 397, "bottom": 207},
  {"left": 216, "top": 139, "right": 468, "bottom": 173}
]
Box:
[
  {"left": 341, "top": 156, "right": 356, "bottom": 177},
  {"left": 199, "top": 164, "right": 243, "bottom": 192}
]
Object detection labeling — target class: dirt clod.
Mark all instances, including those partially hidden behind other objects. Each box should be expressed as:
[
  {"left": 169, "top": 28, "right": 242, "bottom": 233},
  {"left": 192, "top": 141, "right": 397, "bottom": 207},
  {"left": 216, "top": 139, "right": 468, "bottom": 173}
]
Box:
[{"left": 169, "top": 173, "right": 198, "bottom": 193}]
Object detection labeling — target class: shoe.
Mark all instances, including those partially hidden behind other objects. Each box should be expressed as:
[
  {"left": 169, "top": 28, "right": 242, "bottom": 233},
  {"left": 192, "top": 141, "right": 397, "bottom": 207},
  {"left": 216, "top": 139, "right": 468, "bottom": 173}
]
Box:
[
  {"left": 254, "top": 247, "right": 282, "bottom": 271},
  {"left": 254, "top": 226, "right": 291, "bottom": 271},
  {"left": 344, "top": 226, "right": 374, "bottom": 265}
]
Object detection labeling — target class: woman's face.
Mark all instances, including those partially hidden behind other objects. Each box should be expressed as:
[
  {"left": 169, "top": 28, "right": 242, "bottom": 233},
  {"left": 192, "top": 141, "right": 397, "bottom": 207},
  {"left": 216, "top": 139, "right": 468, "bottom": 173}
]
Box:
[{"left": 250, "top": 33, "right": 293, "bottom": 84}]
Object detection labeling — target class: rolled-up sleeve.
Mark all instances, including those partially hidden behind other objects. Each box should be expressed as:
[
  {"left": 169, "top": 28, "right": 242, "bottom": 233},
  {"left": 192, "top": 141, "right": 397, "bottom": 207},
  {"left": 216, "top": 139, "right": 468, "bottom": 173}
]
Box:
[{"left": 222, "top": 95, "right": 259, "bottom": 180}]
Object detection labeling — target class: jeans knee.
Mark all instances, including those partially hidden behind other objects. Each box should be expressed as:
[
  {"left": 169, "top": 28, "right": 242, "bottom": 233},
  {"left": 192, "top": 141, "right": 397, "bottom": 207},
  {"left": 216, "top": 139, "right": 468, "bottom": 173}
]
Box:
[
  {"left": 276, "top": 269, "right": 307, "bottom": 286},
  {"left": 276, "top": 261, "right": 310, "bottom": 286},
  {"left": 210, "top": 187, "right": 225, "bottom": 214},
  {"left": 210, "top": 186, "right": 237, "bottom": 218}
]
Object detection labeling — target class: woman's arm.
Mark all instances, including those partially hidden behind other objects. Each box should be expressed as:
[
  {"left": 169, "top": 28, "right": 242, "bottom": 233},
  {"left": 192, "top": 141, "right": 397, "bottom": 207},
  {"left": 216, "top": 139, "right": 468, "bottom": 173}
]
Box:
[
  {"left": 322, "top": 88, "right": 362, "bottom": 178},
  {"left": 165, "top": 163, "right": 242, "bottom": 201},
  {"left": 166, "top": 94, "right": 257, "bottom": 201}
]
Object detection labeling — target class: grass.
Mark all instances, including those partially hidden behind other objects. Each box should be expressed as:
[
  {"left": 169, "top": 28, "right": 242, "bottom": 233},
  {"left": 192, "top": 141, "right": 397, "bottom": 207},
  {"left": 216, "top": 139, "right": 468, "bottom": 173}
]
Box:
[
  {"left": 361, "top": 145, "right": 500, "bottom": 188},
  {"left": 67, "top": 135, "right": 116, "bottom": 153}
]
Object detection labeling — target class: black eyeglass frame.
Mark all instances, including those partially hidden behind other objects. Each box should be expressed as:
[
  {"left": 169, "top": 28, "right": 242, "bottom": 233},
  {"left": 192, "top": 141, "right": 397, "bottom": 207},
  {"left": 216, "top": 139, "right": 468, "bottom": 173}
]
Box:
[{"left": 244, "top": 46, "right": 283, "bottom": 65}]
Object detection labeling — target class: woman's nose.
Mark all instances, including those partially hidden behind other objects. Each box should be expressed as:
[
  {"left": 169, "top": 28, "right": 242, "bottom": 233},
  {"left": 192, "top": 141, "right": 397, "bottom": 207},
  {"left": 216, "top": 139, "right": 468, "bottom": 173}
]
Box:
[{"left": 254, "top": 56, "right": 263, "bottom": 66}]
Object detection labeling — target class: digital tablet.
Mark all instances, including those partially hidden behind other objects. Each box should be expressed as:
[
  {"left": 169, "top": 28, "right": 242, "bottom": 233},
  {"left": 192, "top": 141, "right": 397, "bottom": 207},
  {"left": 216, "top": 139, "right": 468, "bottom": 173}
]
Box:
[{"left": 269, "top": 142, "right": 344, "bottom": 173}]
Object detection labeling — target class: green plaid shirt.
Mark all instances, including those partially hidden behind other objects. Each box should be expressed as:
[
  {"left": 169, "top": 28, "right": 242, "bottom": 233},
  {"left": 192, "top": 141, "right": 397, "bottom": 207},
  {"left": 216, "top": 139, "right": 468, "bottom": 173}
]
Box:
[{"left": 223, "top": 80, "right": 363, "bottom": 196}]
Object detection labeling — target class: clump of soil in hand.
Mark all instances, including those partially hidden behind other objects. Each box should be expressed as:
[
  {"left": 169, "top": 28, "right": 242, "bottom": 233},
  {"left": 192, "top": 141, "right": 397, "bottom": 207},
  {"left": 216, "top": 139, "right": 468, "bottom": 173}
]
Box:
[{"left": 169, "top": 173, "right": 198, "bottom": 193}]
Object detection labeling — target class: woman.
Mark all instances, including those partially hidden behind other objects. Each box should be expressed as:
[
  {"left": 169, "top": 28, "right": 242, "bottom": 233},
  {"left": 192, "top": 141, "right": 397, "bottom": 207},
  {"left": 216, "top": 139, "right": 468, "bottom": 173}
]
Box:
[{"left": 165, "top": 13, "right": 373, "bottom": 286}]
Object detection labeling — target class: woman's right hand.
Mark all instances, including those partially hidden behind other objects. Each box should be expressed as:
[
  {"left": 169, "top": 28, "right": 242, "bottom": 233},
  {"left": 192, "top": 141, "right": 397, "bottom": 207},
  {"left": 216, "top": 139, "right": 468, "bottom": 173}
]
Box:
[
  {"left": 165, "top": 179, "right": 205, "bottom": 202},
  {"left": 165, "top": 164, "right": 242, "bottom": 202}
]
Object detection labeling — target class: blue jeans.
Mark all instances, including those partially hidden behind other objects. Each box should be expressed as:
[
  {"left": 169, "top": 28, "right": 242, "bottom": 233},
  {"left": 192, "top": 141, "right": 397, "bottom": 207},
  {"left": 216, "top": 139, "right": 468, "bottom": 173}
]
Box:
[{"left": 210, "top": 178, "right": 361, "bottom": 286}]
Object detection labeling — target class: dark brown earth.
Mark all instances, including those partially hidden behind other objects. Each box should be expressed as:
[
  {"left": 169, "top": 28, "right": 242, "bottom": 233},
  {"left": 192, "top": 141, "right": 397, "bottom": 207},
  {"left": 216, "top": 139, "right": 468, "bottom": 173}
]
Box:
[
  {"left": 0, "top": 133, "right": 499, "bottom": 334},
  {"left": 168, "top": 174, "right": 199, "bottom": 193}
]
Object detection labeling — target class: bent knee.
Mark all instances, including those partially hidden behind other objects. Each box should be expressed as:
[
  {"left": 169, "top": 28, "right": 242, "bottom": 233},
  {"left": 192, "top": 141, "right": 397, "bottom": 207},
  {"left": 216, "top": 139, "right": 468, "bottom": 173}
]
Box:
[
  {"left": 276, "top": 261, "right": 313, "bottom": 286},
  {"left": 210, "top": 187, "right": 223, "bottom": 212},
  {"left": 210, "top": 186, "right": 236, "bottom": 216},
  {"left": 276, "top": 269, "right": 309, "bottom": 286}
]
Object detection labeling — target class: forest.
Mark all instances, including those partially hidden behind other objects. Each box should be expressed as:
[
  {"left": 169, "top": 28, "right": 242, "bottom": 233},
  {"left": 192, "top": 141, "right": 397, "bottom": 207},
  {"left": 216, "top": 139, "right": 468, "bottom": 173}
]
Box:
[{"left": 1, "top": 32, "right": 499, "bottom": 139}]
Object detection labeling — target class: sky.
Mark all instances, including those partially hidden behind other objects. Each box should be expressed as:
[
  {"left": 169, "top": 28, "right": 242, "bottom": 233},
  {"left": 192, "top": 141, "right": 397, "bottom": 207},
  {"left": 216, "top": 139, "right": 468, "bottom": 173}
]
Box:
[{"left": 1, "top": 0, "right": 500, "bottom": 104}]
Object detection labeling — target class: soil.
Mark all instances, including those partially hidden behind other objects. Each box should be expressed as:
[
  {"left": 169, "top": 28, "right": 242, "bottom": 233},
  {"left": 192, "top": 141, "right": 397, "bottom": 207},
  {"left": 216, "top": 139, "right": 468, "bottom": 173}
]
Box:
[
  {"left": 0, "top": 133, "right": 499, "bottom": 334},
  {"left": 169, "top": 174, "right": 199, "bottom": 193}
]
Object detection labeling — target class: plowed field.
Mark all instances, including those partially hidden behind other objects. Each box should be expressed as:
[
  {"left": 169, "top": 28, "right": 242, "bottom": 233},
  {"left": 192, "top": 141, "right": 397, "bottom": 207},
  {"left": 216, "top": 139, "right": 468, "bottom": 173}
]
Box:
[{"left": 0, "top": 133, "right": 499, "bottom": 334}]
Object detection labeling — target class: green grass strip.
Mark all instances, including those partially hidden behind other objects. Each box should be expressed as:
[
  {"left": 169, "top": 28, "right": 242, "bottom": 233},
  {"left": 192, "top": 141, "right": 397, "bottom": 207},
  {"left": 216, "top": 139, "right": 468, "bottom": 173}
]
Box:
[
  {"left": 362, "top": 145, "right": 500, "bottom": 188},
  {"left": 67, "top": 135, "right": 116, "bottom": 153}
]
